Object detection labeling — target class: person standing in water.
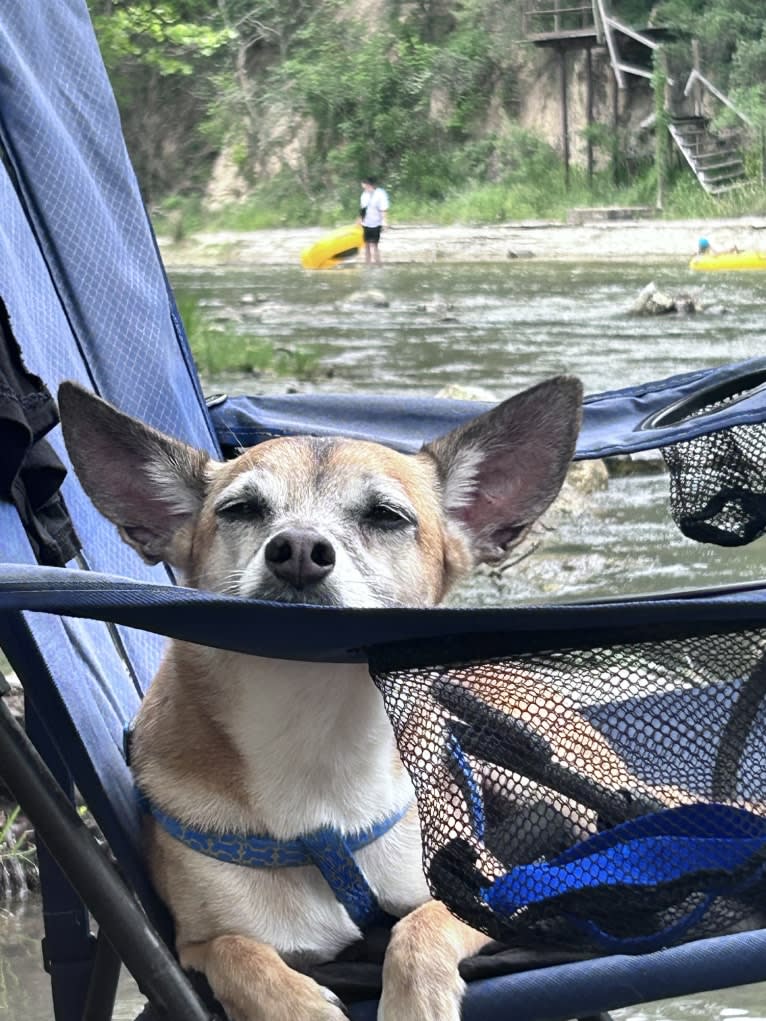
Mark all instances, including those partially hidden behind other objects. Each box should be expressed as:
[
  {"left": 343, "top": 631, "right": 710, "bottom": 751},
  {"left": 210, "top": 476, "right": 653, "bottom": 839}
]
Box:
[{"left": 358, "top": 176, "right": 389, "bottom": 266}]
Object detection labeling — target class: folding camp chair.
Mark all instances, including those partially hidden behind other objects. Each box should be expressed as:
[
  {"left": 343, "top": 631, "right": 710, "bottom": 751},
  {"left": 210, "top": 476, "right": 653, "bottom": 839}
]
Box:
[{"left": 3, "top": 5, "right": 766, "bottom": 1021}]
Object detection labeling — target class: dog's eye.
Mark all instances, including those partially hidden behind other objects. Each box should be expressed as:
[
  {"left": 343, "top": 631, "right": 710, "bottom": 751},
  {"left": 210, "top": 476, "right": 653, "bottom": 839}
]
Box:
[
  {"left": 364, "top": 503, "right": 413, "bottom": 531},
  {"left": 216, "top": 498, "right": 267, "bottom": 521}
]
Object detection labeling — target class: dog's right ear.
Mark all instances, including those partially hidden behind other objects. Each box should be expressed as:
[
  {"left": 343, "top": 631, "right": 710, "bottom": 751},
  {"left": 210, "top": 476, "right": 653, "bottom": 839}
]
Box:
[
  {"left": 423, "top": 376, "right": 583, "bottom": 564},
  {"left": 57, "top": 382, "right": 211, "bottom": 567}
]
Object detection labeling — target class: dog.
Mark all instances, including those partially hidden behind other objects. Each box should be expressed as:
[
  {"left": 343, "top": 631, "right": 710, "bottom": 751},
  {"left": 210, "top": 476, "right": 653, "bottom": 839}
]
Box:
[{"left": 58, "top": 376, "right": 585, "bottom": 1021}]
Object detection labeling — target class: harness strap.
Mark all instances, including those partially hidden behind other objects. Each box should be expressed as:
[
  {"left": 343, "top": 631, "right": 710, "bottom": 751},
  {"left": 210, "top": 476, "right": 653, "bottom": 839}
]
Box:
[{"left": 138, "top": 789, "right": 410, "bottom": 929}]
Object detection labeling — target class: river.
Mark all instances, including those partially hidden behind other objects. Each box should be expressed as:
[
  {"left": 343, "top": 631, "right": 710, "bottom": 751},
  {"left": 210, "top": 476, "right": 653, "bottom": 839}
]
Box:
[
  {"left": 3, "top": 258, "right": 766, "bottom": 1019},
  {"left": 182, "top": 259, "right": 759, "bottom": 399}
]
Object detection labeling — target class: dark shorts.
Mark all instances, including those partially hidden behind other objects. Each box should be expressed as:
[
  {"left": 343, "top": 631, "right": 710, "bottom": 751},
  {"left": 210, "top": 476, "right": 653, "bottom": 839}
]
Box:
[{"left": 363, "top": 225, "right": 382, "bottom": 243}]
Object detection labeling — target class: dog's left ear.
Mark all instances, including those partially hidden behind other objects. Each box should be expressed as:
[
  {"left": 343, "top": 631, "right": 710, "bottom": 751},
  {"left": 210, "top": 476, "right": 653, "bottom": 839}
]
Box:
[{"left": 423, "top": 376, "right": 583, "bottom": 563}]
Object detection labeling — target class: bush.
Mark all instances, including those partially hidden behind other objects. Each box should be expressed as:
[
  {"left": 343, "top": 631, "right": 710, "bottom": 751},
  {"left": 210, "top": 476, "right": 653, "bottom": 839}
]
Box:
[{"left": 175, "top": 293, "right": 322, "bottom": 380}]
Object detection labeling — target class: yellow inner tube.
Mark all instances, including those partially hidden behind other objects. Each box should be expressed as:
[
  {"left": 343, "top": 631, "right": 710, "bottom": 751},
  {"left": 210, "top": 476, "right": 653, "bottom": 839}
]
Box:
[
  {"left": 689, "top": 250, "right": 766, "bottom": 272},
  {"left": 301, "top": 225, "right": 364, "bottom": 270}
]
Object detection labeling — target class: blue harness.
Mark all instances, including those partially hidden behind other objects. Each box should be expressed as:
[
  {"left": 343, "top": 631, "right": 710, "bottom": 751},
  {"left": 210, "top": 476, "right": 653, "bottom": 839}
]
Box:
[{"left": 137, "top": 789, "right": 408, "bottom": 929}]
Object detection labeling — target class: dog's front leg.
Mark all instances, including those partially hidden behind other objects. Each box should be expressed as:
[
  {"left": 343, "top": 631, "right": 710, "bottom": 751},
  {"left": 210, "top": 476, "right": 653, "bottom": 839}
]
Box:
[
  {"left": 378, "top": 900, "right": 491, "bottom": 1021},
  {"left": 181, "top": 936, "right": 348, "bottom": 1021}
]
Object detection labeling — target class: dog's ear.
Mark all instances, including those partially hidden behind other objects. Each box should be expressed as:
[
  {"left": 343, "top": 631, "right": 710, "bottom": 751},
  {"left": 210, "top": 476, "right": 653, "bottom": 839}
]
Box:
[
  {"left": 57, "top": 382, "right": 211, "bottom": 567},
  {"left": 423, "top": 376, "right": 583, "bottom": 563}
]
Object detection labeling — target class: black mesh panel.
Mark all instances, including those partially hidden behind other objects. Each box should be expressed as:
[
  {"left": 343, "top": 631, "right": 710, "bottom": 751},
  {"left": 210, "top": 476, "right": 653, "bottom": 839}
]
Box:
[
  {"left": 662, "top": 420, "right": 766, "bottom": 546},
  {"left": 371, "top": 630, "right": 766, "bottom": 954}
]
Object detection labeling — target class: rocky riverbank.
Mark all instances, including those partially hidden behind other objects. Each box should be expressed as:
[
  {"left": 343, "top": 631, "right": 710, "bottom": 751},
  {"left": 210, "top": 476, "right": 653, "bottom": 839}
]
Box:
[{"left": 158, "top": 215, "right": 766, "bottom": 268}]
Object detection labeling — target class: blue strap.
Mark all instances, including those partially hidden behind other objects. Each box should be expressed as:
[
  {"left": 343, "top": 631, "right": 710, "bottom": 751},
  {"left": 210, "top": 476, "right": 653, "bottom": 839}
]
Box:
[
  {"left": 139, "top": 790, "right": 409, "bottom": 929},
  {"left": 300, "top": 829, "right": 385, "bottom": 930},
  {"left": 447, "top": 730, "right": 485, "bottom": 841},
  {"left": 483, "top": 804, "right": 766, "bottom": 951}
]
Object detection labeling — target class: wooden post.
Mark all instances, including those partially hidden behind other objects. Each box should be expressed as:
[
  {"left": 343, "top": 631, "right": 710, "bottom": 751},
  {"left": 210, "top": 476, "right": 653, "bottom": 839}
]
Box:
[
  {"left": 691, "top": 39, "right": 702, "bottom": 117},
  {"left": 654, "top": 47, "right": 669, "bottom": 211},
  {"left": 560, "top": 47, "right": 570, "bottom": 189},
  {"left": 586, "top": 46, "right": 594, "bottom": 188},
  {"left": 611, "top": 67, "right": 619, "bottom": 185}
]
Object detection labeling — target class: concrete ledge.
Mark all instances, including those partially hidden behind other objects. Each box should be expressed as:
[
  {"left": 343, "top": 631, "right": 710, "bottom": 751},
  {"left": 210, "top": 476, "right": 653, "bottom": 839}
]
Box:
[{"left": 567, "top": 205, "right": 657, "bottom": 225}]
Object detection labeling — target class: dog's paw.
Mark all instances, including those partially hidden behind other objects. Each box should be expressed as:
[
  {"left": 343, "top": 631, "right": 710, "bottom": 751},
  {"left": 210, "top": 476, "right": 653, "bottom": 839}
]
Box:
[
  {"left": 377, "top": 971, "right": 464, "bottom": 1021},
  {"left": 220, "top": 976, "right": 348, "bottom": 1021},
  {"left": 316, "top": 984, "right": 350, "bottom": 1019},
  {"left": 259, "top": 976, "right": 349, "bottom": 1021},
  {"left": 181, "top": 936, "right": 349, "bottom": 1021},
  {"left": 377, "top": 911, "right": 465, "bottom": 1021},
  {"left": 268, "top": 975, "right": 349, "bottom": 1021}
]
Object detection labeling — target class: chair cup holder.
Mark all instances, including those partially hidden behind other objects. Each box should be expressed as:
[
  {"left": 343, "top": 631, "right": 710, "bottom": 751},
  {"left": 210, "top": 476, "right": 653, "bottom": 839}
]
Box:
[{"left": 646, "top": 370, "right": 766, "bottom": 546}]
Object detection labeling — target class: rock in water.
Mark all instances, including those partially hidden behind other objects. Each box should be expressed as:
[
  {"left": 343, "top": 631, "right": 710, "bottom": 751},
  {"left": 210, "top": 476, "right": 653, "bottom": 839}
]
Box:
[
  {"left": 630, "top": 282, "right": 705, "bottom": 316},
  {"left": 630, "top": 281, "right": 677, "bottom": 316},
  {"left": 345, "top": 289, "right": 389, "bottom": 308}
]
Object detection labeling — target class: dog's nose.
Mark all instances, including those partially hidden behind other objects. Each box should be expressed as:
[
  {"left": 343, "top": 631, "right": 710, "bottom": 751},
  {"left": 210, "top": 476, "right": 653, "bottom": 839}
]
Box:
[{"left": 264, "top": 528, "right": 336, "bottom": 589}]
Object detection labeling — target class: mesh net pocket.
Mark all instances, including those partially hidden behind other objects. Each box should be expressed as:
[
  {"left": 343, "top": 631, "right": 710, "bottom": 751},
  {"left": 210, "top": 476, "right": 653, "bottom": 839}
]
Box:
[
  {"left": 661, "top": 421, "right": 766, "bottom": 546},
  {"left": 371, "top": 630, "right": 766, "bottom": 954}
]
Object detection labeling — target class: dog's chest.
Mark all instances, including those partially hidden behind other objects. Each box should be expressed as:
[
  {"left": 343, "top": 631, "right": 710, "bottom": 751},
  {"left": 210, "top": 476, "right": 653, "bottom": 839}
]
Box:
[
  {"left": 219, "top": 658, "right": 409, "bottom": 834},
  {"left": 153, "top": 656, "right": 431, "bottom": 959}
]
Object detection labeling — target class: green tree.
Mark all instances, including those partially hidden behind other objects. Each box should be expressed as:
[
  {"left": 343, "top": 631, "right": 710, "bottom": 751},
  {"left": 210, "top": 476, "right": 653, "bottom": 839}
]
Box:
[
  {"left": 656, "top": 0, "right": 766, "bottom": 98},
  {"left": 88, "top": 1, "right": 231, "bottom": 199}
]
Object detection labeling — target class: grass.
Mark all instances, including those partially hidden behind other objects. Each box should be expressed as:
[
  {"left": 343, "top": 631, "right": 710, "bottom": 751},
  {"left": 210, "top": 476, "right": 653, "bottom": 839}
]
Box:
[
  {"left": 0, "top": 805, "right": 35, "bottom": 873},
  {"left": 662, "top": 175, "right": 766, "bottom": 218},
  {"left": 152, "top": 158, "right": 766, "bottom": 240},
  {"left": 175, "top": 293, "right": 323, "bottom": 381}
]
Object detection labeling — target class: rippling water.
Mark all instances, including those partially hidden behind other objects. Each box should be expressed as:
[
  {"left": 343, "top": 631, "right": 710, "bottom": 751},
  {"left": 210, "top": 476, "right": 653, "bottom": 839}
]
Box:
[
  {"left": 4, "top": 259, "right": 766, "bottom": 1019},
  {"left": 177, "top": 260, "right": 762, "bottom": 397}
]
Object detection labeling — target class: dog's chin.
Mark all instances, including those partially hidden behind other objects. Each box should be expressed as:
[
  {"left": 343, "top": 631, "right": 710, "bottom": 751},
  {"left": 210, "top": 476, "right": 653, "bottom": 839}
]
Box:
[{"left": 243, "top": 580, "right": 345, "bottom": 608}]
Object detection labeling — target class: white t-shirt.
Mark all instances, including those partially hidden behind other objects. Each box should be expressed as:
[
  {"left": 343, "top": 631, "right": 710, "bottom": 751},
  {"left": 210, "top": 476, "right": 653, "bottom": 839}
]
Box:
[{"left": 361, "top": 187, "right": 389, "bottom": 228}]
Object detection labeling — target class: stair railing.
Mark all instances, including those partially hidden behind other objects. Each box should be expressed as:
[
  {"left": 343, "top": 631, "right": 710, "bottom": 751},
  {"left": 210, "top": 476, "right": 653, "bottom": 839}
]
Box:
[
  {"left": 683, "top": 69, "right": 753, "bottom": 129},
  {"left": 593, "top": 0, "right": 662, "bottom": 89},
  {"left": 521, "top": 0, "right": 595, "bottom": 37}
]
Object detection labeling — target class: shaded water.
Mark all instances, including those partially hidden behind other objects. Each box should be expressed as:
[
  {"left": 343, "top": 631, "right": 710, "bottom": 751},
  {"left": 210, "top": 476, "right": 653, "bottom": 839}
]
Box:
[{"left": 4, "top": 259, "right": 766, "bottom": 1019}]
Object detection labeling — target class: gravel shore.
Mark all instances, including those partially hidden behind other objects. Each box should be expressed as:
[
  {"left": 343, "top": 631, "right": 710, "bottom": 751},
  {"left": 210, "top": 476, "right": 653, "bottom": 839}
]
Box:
[{"left": 159, "top": 214, "right": 766, "bottom": 267}]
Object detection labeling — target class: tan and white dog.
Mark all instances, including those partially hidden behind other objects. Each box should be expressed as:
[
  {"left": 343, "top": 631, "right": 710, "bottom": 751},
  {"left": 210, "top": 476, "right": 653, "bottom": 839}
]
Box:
[{"left": 58, "top": 376, "right": 584, "bottom": 1021}]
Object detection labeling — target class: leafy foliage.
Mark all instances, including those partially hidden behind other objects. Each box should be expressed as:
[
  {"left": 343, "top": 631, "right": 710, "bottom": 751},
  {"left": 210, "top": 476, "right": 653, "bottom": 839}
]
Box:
[
  {"left": 656, "top": 0, "right": 766, "bottom": 120},
  {"left": 88, "top": 1, "right": 231, "bottom": 197},
  {"left": 89, "top": 0, "right": 766, "bottom": 216},
  {"left": 92, "top": 2, "right": 231, "bottom": 76}
]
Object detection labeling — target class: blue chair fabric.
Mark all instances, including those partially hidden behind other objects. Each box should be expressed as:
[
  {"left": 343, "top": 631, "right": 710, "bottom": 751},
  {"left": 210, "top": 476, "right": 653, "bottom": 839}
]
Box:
[{"left": 210, "top": 355, "right": 766, "bottom": 460}]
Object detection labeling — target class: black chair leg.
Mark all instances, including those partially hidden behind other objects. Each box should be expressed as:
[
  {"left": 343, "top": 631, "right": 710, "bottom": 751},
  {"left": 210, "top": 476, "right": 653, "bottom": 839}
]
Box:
[
  {"left": 25, "top": 701, "right": 97, "bottom": 1021},
  {"left": 0, "top": 697, "right": 215, "bottom": 1021},
  {"left": 83, "top": 930, "right": 122, "bottom": 1021}
]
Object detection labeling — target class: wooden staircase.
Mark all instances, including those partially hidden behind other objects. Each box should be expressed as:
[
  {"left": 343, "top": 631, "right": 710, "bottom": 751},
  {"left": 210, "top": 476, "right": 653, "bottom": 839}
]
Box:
[
  {"left": 520, "top": 2, "right": 755, "bottom": 196},
  {"left": 668, "top": 115, "right": 748, "bottom": 195}
]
